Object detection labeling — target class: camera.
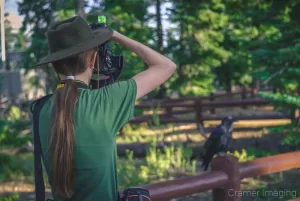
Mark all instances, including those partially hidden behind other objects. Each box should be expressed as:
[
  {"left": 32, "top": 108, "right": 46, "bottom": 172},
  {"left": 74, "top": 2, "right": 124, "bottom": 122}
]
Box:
[{"left": 89, "top": 16, "right": 124, "bottom": 89}]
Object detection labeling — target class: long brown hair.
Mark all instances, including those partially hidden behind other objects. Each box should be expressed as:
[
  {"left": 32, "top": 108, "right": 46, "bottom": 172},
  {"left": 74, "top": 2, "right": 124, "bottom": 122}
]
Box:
[{"left": 50, "top": 48, "right": 96, "bottom": 198}]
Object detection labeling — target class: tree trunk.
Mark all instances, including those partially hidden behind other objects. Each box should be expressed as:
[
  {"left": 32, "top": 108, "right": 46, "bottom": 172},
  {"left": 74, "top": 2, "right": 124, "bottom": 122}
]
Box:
[
  {"left": 156, "top": 0, "right": 163, "bottom": 52},
  {"left": 154, "top": 0, "right": 167, "bottom": 99},
  {"left": 175, "top": 22, "right": 185, "bottom": 87},
  {"left": 224, "top": 66, "right": 232, "bottom": 93}
]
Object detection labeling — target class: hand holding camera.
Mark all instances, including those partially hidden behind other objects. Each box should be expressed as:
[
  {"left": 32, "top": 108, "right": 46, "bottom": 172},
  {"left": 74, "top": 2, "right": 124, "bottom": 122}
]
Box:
[{"left": 89, "top": 16, "right": 124, "bottom": 89}]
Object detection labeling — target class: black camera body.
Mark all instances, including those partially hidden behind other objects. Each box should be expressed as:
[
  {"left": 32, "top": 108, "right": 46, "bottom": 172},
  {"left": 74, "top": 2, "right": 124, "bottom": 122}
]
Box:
[{"left": 89, "top": 21, "right": 124, "bottom": 89}]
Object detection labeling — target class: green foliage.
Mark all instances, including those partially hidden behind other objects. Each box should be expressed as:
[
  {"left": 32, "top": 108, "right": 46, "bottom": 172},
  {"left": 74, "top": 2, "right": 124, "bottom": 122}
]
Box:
[
  {"left": 258, "top": 92, "right": 300, "bottom": 149},
  {"left": 14, "top": 0, "right": 300, "bottom": 97},
  {"left": 0, "top": 153, "right": 34, "bottom": 183},
  {"left": 118, "top": 141, "right": 196, "bottom": 188},
  {"left": 7, "top": 106, "right": 22, "bottom": 121},
  {"left": 0, "top": 106, "right": 31, "bottom": 147},
  {"left": 228, "top": 149, "right": 255, "bottom": 162},
  {"left": 250, "top": 1, "right": 300, "bottom": 132},
  {"left": 167, "top": 0, "right": 231, "bottom": 95},
  {"left": 268, "top": 123, "right": 300, "bottom": 148},
  {"left": 246, "top": 148, "right": 275, "bottom": 158},
  {"left": 118, "top": 150, "right": 147, "bottom": 188},
  {"left": 133, "top": 108, "right": 144, "bottom": 116},
  {"left": 258, "top": 92, "right": 299, "bottom": 117},
  {"left": 145, "top": 141, "right": 196, "bottom": 178},
  {"left": 150, "top": 107, "right": 161, "bottom": 127},
  {"left": 229, "top": 148, "right": 276, "bottom": 162},
  {"left": 259, "top": 92, "right": 300, "bottom": 108},
  {"left": 0, "top": 194, "right": 20, "bottom": 201},
  {"left": 281, "top": 133, "right": 300, "bottom": 147}
]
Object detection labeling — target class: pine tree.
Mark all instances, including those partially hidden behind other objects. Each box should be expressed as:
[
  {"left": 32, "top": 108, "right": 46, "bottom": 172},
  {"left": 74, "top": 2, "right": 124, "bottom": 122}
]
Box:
[{"left": 166, "top": 0, "right": 231, "bottom": 96}]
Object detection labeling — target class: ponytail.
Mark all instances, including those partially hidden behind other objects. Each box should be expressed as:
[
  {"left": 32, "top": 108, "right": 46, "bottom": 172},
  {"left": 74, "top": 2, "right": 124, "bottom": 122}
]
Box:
[
  {"left": 49, "top": 79, "right": 78, "bottom": 198},
  {"left": 50, "top": 48, "right": 96, "bottom": 198}
]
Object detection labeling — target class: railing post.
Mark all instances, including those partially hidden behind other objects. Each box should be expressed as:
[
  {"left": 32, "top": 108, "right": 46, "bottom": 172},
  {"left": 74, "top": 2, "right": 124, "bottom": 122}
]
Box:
[
  {"left": 210, "top": 92, "right": 215, "bottom": 114},
  {"left": 211, "top": 155, "right": 241, "bottom": 201}
]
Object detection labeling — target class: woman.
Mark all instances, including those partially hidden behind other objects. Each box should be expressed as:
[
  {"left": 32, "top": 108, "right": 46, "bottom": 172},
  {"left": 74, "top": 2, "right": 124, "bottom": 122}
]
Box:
[{"left": 34, "top": 16, "right": 176, "bottom": 201}]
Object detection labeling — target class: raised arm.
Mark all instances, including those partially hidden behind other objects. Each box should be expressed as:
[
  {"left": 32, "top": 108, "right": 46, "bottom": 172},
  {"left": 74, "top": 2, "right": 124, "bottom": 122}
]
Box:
[{"left": 111, "top": 31, "right": 176, "bottom": 99}]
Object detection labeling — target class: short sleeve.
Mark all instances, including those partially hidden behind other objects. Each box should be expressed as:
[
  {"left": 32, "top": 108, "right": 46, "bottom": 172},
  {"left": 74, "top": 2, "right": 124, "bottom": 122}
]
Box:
[{"left": 102, "top": 79, "right": 137, "bottom": 135}]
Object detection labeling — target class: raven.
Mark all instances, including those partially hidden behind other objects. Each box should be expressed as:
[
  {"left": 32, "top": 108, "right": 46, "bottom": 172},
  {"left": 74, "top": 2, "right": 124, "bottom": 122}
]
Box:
[{"left": 201, "top": 116, "right": 238, "bottom": 171}]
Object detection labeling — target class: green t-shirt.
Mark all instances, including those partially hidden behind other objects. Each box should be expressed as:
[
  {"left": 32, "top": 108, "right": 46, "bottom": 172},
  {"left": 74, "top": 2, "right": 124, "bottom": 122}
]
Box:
[{"left": 38, "top": 79, "right": 137, "bottom": 201}]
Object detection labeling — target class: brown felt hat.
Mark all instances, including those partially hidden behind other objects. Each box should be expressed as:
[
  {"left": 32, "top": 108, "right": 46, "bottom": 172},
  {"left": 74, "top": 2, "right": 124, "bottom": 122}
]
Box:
[{"left": 35, "top": 15, "right": 113, "bottom": 67}]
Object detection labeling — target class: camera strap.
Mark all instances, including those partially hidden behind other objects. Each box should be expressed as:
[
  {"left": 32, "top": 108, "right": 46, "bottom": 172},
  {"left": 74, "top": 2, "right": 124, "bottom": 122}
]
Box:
[{"left": 31, "top": 94, "right": 53, "bottom": 201}]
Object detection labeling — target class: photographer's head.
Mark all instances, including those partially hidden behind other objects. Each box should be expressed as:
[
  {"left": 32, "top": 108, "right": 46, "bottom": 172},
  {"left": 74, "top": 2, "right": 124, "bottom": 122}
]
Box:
[
  {"left": 35, "top": 16, "right": 112, "bottom": 199},
  {"left": 52, "top": 47, "right": 97, "bottom": 84},
  {"left": 36, "top": 16, "right": 113, "bottom": 81}
]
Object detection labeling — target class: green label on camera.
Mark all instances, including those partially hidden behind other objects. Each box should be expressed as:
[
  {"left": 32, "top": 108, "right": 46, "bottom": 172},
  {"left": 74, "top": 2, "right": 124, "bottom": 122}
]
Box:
[{"left": 98, "top": 16, "right": 106, "bottom": 24}]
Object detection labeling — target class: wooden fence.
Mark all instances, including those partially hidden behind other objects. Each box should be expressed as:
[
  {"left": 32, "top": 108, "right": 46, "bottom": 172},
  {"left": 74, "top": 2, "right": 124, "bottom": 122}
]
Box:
[
  {"left": 122, "top": 151, "right": 300, "bottom": 201},
  {"left": 130, "top": 88, "right": 293, "bottom": 126}
]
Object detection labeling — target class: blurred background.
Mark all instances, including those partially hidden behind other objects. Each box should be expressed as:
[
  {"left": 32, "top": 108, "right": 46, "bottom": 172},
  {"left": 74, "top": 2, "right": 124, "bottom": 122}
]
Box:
[{"left": 1, "top": 0, "right": 300, "bottom": 200}]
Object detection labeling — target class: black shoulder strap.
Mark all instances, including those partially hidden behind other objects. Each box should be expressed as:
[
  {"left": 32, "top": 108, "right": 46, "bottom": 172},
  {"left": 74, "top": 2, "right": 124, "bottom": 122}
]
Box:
[{"left": 31, "top": 94, "right": 53, "bottom": 201}]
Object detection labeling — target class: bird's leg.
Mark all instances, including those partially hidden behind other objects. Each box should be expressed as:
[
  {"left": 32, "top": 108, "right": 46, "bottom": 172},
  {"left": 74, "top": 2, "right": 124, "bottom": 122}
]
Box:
[{"left": 197, "top": 122, "right": 208, "bottom": 139}]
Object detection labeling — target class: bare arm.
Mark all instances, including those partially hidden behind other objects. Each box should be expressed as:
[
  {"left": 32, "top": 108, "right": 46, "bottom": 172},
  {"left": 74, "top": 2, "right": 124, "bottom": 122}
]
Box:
[{"left": 111, "top": 31, "right": 176, "bottom": 99}]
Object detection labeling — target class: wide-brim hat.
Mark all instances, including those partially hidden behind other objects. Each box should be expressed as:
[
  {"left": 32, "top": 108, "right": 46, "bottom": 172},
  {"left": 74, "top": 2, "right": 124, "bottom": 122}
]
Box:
[{"left": 35, "top": 15, "right": 113, "bottom": 67}]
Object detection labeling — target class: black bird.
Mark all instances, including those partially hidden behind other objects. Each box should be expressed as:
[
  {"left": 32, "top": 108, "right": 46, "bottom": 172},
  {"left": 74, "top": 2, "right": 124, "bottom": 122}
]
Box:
[{"left": 201, "top": 116, "right": 238, "bottom": 171}]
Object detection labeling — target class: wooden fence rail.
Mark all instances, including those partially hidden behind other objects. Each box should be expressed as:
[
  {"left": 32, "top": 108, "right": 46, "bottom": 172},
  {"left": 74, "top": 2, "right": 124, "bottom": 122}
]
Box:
[
  {"left": 138, "top": 87, "right": 257, "bottom": 106},
  {"left": 135, "top": 99, "right": 271, "bottom": 109},
  {"left": 129, "top": 87, "right": 292, "bottom": 127},
  {"left": 126, "top": 151, "right": 300, "bottom": 201},
  {"left": 131, "top": 98, "right": 293, "bottom": 125}
]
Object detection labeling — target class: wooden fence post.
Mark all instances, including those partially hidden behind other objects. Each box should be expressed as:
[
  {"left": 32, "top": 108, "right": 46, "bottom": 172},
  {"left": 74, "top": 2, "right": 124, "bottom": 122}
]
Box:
[
  {"left": 241, "top": 86, "right": 247, "bottom": 109},
  {"left": 210, "top": 93, "right": 215, "bottom": 114},
  {"left": 165, "top": 106, "right": 172, "bottom": 118},
  {"left": 195, "top": 98, "right": 203, "bottom": 126},
  {"left": 211, "top": 155, "right": 241, "bottom": 201}
]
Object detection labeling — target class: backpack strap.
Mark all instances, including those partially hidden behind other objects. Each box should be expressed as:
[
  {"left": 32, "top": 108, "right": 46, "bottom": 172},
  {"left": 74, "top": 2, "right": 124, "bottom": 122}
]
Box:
[{"left": 31, "top": 94, "right": 53, "bottom": 201}]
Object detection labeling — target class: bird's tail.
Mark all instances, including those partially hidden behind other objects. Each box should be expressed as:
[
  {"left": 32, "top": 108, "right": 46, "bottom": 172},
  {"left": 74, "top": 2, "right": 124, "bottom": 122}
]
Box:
[{"left": 201, "top": 151, "right": 214, "bottom": 171}]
